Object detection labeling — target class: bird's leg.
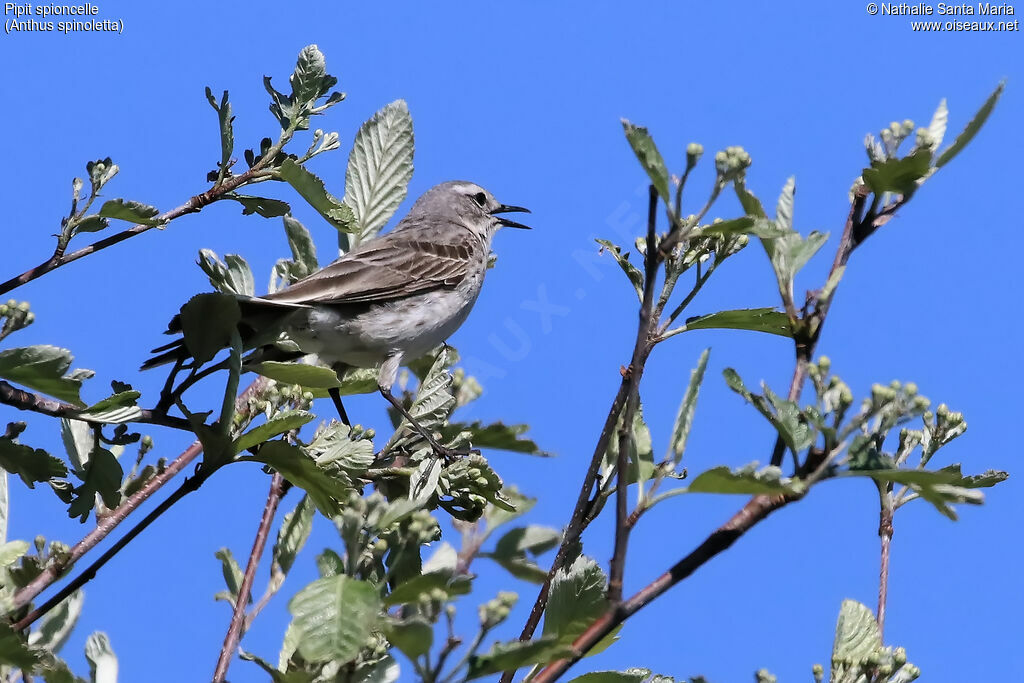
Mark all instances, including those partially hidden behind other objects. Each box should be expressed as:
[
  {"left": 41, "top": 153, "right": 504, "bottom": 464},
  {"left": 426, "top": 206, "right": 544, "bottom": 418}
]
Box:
[
  {"left": 377, "top": 387, "right": 476, "bottom": 461},
  {"left": 327, "top": 387, "right": 351, "bottom": 427}
]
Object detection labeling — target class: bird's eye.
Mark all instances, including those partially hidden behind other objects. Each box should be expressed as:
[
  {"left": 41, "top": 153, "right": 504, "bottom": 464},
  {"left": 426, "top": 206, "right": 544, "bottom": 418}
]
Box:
[{"left": 472, "top": 192, "right": 487, "bottom": 207}]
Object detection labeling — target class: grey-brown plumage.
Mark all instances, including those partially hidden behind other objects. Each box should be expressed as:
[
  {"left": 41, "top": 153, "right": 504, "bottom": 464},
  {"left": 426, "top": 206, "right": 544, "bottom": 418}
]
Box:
[{"left": 144, "top": 180, "right": 529, "bottom": 397}]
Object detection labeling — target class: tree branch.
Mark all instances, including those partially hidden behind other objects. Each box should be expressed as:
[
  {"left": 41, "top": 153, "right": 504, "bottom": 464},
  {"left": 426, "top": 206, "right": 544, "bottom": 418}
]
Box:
[
  {"left": 533, "top": 492, "right": 796, "bottom": 683},
  {"left": 213, "top": 472, "right": 289, "bottom": 683},
  {"left": 9, "top": 377, "right": 268, "bottom": 621},
  {"left": 0, "top": 161, "right": 276, "bottom": 297},
  {"left": 0, "top": 380, "right": 193, "bottom": 433}
]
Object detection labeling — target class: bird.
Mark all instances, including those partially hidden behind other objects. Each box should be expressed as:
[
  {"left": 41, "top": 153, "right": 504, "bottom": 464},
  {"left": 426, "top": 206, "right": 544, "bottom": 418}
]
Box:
[{"left": 143, "top": 180, "right": 530, "bottom": 457}]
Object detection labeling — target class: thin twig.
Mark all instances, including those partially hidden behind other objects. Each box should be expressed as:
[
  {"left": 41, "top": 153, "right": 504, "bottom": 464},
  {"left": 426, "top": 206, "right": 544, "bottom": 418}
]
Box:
[
  {"left": 532, "top": 492, "right": 797, "bottom": 683},
  {"left": 877, "top": 487, "right": 894, "bottom": 639},
  {"left": 609, "top": 185, "right": 660, "bottom": 602},
  {"left": 213, "top": 472, "right": 289, "bottom": 683}
]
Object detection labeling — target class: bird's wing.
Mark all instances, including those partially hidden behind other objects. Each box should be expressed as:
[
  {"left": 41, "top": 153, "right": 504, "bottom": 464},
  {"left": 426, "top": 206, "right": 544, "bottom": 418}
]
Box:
[{"left": 262, "top": 229, "right": 480, "bottom": 305}]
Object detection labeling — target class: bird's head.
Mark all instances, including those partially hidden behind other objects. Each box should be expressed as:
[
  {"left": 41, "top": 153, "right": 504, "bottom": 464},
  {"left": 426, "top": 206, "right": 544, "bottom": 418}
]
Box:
[{"left": 417, "top": 181, "right": 531, "bottom": 238}]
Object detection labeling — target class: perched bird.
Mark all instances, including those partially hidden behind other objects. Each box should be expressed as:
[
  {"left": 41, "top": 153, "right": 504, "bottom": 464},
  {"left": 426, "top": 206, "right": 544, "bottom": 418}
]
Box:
[{"left": 143, "top": 180, "right": 530, "bottom": 456}]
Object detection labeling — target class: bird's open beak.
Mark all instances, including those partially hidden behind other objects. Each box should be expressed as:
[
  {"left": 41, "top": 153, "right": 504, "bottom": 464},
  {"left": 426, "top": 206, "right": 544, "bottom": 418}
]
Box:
[{"left": 491, "top": 204, "right": 532, "bottom": 230}]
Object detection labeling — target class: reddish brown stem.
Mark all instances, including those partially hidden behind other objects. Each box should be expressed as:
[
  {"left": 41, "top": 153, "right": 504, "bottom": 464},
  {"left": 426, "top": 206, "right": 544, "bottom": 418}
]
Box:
[
  {"left": 877, "top": 501, "right": 894, "bottom": 639},
  {"left": 213, "top": 472, "right": 289, "bottom": 682}
]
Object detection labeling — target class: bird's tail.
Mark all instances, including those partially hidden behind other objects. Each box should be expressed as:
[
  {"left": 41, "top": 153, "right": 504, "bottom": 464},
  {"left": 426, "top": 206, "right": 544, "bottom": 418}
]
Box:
[{"left": 140, "top": 296, "right": 309, "bottom": 371}]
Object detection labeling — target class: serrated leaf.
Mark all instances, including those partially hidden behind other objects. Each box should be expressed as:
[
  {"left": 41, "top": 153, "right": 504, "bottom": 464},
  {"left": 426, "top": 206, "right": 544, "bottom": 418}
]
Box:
[
  {"left": 288, "top": 575, "right": 380, "bottom": 664},
  {"left": 467, "top": 637, "right": 573, "bottom": 680},
  {"left": 486, "top": 554, "right": 549, "bottom": 584},
  {"left": 384, "top": 570, "right": 471, "bottom": 606},
  {"left": 228, "top": 194, "right": 291, "bottom": 218},
  {"left": 596, "top": 239, "right": 644, "bottom": 301},
  {"left": 205, "top": 87, "right": 234, "bottom": 171},
  {"left": 178, "top": 293, "right": 242, "bottom": 364},
  {"left": 77, "top": 390, "right": 142, "bottom": 424},
  {"left": 409, "top": 456, "right": 442, "bottom": 505},
  {"left": 279, "top": 158, "right": 356, "bottom": 233},
  {"left": 97, "top": 199, "right": 162, "bottom": 226},
  {"left": 0, "top": 540, "right": 29, "bottom": 567},
  {"left": 485, "top": 487, "right": 535, "bottom": 532},
  {"left": 305, "top": 422, "right": 375, "bottom": 472},
  {"left": 84, "top": 632, "right": 117, "bottom": 683},
  {"left": 569, "top": 670, "right": 655, "bottom": 683},
  {"left": 621, "top": 120, "right": 671, "bottom": 204},
  {"left": 694, "top": 216, "right": 788, "bottom": 239},
  {"left": 382, "top": 617, "right": 433, "bottom": 660},
  {"left": 72, "top": 215, "right": 109, "bottom": 234},
  {"left": 927, "top": 98, "right": 948, "bottom": 150},
  {"left": 197, "top": 249, "right": 255, "bottom": 296},
  {"left": 30, "top": 590, "right": 83, "bottom": 653},
  {"left": 283, "top": 215, "right": 318, "bottom": 277},
  {"left": 682, "top": 308, "right": 792, "bottom": 338},
  {"left": 734, "top": 180, "right": 766, "bottom": 218},
  {"left": 832, "top": 600, "right": 881, "bottom": 670},
  {"left": 493, "top": 525, "right": 561, "bottom": 559},
  {"left": 214, "top": 547, "right": 247, "bottom": 607},
  {"left": 441, "top": 420, "right": 550, "bottom": 456},
  {"left": 688, "top": 462, "right": 804, "bottom": 495},
  {"left": 344, "top": 100, "right": 414, "bottom": 243},
  {"left": 0, "top": 623, "right": 41, "bottom": 669},
  {"left": 0, "top": 345, "right": 88, "bottom": 405},
  {"left": 543, "top": 555, "right": 609, "bottom": 647},
  {"left": 67, "top": 445, "right": 123, "bottom": 522},
  {"left": 861, "top": 149, "right": 933, "bottom": 196},
  {"left": 0, "top": 437, "right": 68, "bottom": 488},
  {"left": 935, "top": 82, "right": 1004, "bottom": 168},
  {"left": 290, "top": 44, "right": 331, "bottom": 104},
  {"left": 272, "top": 493, "right": 314, "bottom": 580},
  {"left": 242, "top": 441, "right": 353, "bottom": 517},
  {"left": 668, "top": 348, "right": 710, "bottom": 466},
  {"left": 233, "top": 410, "right": 315, "bottom": 454}
]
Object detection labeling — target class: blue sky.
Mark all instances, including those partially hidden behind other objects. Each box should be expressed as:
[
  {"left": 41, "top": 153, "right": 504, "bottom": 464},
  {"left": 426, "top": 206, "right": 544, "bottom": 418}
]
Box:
[{"left": 1, "top": 1, "right": 1021, "bottom": 681}]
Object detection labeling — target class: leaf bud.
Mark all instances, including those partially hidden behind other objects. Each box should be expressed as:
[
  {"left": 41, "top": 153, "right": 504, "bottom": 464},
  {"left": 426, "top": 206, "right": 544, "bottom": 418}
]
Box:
[
  {"left": 0, "top": 305, "right": 8, "bottom": 317},
  {"left": 893, "top": 647, "right": 907, "bottom": 666},
  {"left": 24, "top": 312, "right": 34, "bottom": 325},
  {"left": 16, "top": 302, "right": 29, "bottom": 313},
  {"left": 686, "top": 142, "right": 704, "bottom": 168},
  {"left": 904, "top": 382, "right": 918, "bottom": 396},
  {"left": 817, "top": 356, "right": 831, "bottom": 375}
]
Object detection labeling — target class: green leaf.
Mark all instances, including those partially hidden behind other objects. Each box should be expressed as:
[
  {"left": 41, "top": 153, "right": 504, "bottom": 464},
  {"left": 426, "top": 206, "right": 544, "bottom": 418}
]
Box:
[
  {"left": 290, "top": 44, "right": 331, "bottom": 104},
  {"left": 67, "top": 445, "right": 123, "bottom": 522},
  {"left": 197, "top": 249, "right": 255, "bottom": 297},
  {"left": 485, "top": 554, "right": 549, "bottom": 584},
  {"left": 344, "top": 100, "right": 415, "bottom": 243},
  {"left": 72, "top": 215, "right": 109, "bottom": 234},
  {"left": 178, "top": 293, "right": 242, "bottom": 365},
  {"left": 935, "top": 82, "right": 1004, "bottom": 168},
  {"left": 0, "top": 345, "right": 88, "bottom": 405},
  {"left": 288, "top": 575, "right": 380, "bottom": 664},
  {"left": 694, "top": 216, "right": 789, "bottom": 239},
  {"left": 467, "top": 637, "right": 573, "bottom": 680},
  {"left": 734, "top": 180, "right": 767, "bottom": 218},
  {"left": 569, "top": 670, "right": 655, "bottom": 683},
  {"left": 0, "top": 437, "right": 68, "bottom": 488},
  {"left": 0, "top": 540, "right": 29, "bottom": 567},
  {"left": 441, "top": 421, "right": 550, "bottom": 457},
  {"left": 621, "top": 120, "right": 671, "bottom": 204},
  {"left": 306, "top": 422, "right": 376, "bottom": 472},
  {"left": 493, "top": 525, "right": 561, "bottom": 559},
  {"left": 382, "top": 617, "right": 433, "bottom": 660},
  {"left": 227, "top": 194, "right": 291, "bottom": 218},
  {"left": 0, "top": 623, "right": 41, "bottom": 669},
  {"left": 232, "top": 410, "right": 315, "bottom": 454},
  {"left": 242, "top": 441, "right": 353, "bottom": 517},
  {"left": 688, "top": 462, "right": 804, "bottom": 495},
  {"left": 927, "top": 98, "right": 948, "bottom": 150},
  {"left": 385, "top": 349, "right": 457, "bottom": 453},
  {"left": 279, "top": 158, "right": 356, "bottom": 233},
  {"left": 205, "top": 87, "right": 234, "bottom": 171},
  {"left": 214, "top": 547, "right": 247, "bottom": 606},
  {"left": 239, "top": 650, "right": 314, "bottom": 683},
  {"left": 316, "top": 549, "right": 344, "bottom": 578},
  {"left": 595, "top": 239, "right": 644, "bottom": 301},
  {"left": 84, "top": 632, "right": 117, "bottom": 683},
  {"left": 30, "top": 590, "right": 83, "bottom": 653},
  {"left": 283, "top": 215, "right": 319, "bottom": 277},
  {"left": 484, "top": 487, "right": 535, "bottom": 533},
  {"left": 668, "top": 348, "right": 710, "bottom": 466},
  {"left": 682, "top": 308, "right": 792, "bottom": 338},
  {"left": 251, "top": 361, "right": 339, "bottom": 389},
  {"left": 543, "top": 555, "right": 609, "bottom": 646},
  {"left": 832, "top": 600, "right": 881, "bottom": 670},
  {"left": 273, "top": 494, "right": 315, "bottom": 577},
  {"left": 861, "top": 149, "right": 933, "bottom": 196},
  {"left": 78, "top": 390, "right": 142, "bottom": 424},
  {"left": 97, "top": 198, "right": 162, "bottom": 226},
  {"left": 384, "top": 570, "right": 471, "bottom": 606}
]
